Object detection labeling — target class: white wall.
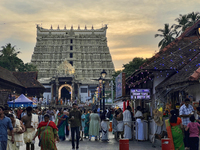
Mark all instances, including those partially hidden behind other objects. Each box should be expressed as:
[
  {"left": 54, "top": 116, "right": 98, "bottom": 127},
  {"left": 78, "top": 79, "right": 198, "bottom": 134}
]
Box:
[
  {"left": 43, "top": 85, "right": 51, "bottom": 101},
  {"left": 79, "top": 85, "right": 88, "bottom": 103}
]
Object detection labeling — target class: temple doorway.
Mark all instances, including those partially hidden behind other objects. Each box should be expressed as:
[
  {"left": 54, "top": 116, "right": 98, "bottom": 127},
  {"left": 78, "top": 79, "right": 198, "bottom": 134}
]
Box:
[
  {"left": 61, "top": 86, "right": 71, "bottom": 100},
  {"left": 58, "top": 84, "right": 73, "bottom": 101}
]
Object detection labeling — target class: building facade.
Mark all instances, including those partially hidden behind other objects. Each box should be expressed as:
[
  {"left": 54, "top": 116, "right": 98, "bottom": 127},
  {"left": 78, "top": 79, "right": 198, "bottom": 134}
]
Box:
[{"left": 31, "top": 25, "right": 115, "bottom": 103}]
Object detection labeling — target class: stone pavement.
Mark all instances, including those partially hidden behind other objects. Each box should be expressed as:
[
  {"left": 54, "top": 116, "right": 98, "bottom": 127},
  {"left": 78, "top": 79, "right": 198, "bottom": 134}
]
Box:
[{"left": 20, "top": 134, "right": 162, "bottom": 150}]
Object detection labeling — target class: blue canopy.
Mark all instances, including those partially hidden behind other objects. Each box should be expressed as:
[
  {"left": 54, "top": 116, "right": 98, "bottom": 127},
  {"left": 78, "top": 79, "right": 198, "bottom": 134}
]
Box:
[{"left": 8, "top": 94, "right": 33, "bottom": 108}]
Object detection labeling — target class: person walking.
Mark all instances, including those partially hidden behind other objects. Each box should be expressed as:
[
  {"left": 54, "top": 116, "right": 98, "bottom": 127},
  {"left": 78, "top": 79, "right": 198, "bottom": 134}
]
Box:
[
  {"left": 185, "top": 115, "right": 200, "bottom": 150},
  {"left": 84, "top": 109, "right": 90, "bottom": 138},
  {"left": 179, "top": 98, "right": 194, "bottom": 150},
  {"left": 7, "top": 114, "right": 25, "bottom": 150},
  {"left": 69, "top": 103, "right": 81, "bottom": 150},
  {"left": 89, "top": 109, "right": 100, "bottom": 141},
  {"left": 80, "top": 110, "right": 85, "bottom": 141},
  {"left": 0, "top": 105, "right": 14, "bottom": 150},
  {"left": 21, "top": 106, "right": 38, "bottom": 150},
  {"left": 57, "top": 109, "right": 68, "bottom": 141},
  {"left": 33, "top": 114, "right": 59, "bottom": 150},
  {"left": 166, "top": 110, "right": 184, "bottom": 150}
]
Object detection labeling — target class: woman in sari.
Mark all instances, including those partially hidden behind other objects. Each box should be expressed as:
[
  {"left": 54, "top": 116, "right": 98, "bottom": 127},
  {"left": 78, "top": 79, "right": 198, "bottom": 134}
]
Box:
[
  {"left": 166, "top": 110, "right": 184, "bottom": 150},
  {"left": 57, "top": 109, "right": 68, "bottom": 141},
  {"left": 33, "top": 114, "right": 59, "bottom": 150},
  {"left": 84, "top": 109, "right": 90, "bottom": 138}
]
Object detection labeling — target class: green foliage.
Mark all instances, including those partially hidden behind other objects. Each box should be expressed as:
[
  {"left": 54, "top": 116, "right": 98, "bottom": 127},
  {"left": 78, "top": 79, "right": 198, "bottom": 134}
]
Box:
[
  {"left": 112, "top": 57, "right": 148, "bottom": 79},
  {"left": 122, "top": 57, "right": 148, "bottom": 77},
  {"left": 155, "top": 12, "right": 200, "bottom": 51},
  {"left": 0, "top": 43, "right": 37, "bottom": 72}
]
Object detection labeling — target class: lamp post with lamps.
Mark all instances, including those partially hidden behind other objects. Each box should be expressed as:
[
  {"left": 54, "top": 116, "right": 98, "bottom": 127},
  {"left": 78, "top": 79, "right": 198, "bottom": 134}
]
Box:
[
  {"left": 101, "top": 69, "right": 107, "bottom": 112},
  {"left": 98, "top": 77, "right": 102, "bottom": 112}
]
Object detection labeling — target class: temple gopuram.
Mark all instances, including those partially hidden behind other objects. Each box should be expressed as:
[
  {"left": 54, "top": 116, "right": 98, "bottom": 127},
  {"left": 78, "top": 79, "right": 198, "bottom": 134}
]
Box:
[{"left": 31, "top": 25, "right": 115, "bottom": 103}]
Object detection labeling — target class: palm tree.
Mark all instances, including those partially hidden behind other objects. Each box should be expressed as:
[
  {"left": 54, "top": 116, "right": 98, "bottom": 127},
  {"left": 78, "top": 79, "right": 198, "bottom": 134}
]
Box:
[
  {"left": 174, "top": 14, "right": 190, "bottom": 34},
  {"left": 155, "top": 24, "right": 176, "bottom": 50},
  {"left": 0, "top": 43, "right": 22, "bottom": 71},
  {"left": 187, "top": 12, "right": 200, "bottom": 26}
]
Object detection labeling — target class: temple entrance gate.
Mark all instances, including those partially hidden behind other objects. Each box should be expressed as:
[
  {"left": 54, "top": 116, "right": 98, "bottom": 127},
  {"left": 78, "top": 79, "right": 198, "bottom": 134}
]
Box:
[{"left": 58, "top": 84, "right": 73, "bottom": 101}]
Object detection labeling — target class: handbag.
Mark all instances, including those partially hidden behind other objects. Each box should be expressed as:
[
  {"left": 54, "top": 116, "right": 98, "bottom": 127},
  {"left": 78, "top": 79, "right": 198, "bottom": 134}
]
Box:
[{"left": 38, "top": 121, "right": 50, "bottom": 147}]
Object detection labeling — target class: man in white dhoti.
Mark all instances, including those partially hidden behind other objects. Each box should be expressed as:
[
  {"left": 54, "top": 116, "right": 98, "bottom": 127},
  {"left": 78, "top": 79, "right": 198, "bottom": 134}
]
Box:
[
  {"left": 7, "top": 114, "right": 25, "bottom": 150},
  {"left": 135, "top": 106, "right": 144, "bottom": 141},
  {"left": 123, "top": 106, "right": 132, "bottom": 140}
]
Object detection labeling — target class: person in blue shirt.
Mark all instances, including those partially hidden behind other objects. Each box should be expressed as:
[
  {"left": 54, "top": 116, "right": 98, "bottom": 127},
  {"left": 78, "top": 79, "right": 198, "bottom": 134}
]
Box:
[{"left": 0, "top": 105, "right": 14, "bottom": 150}]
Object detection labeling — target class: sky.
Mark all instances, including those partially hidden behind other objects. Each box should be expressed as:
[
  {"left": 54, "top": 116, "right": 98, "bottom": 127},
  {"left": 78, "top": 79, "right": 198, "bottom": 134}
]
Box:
[{"left": 0, "top": 0, "right": 199, "bottom": 70}]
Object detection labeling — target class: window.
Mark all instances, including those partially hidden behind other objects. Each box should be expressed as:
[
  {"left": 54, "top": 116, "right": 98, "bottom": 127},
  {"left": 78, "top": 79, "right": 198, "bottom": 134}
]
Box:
[
  {"left": 70, "top": 46, "right": 73, "bottom": 50},
  {"left": 70, "top": 53, "right": 73, "bottom": 58},
  {"left": 70, "top": 61, "right": 73, "bottom": 66},
  {"left": 70, "top": 39, "right": 73, "bottom": 43},
  {"left": 81, "top": 88, "right": 87, "bottom": 93}
]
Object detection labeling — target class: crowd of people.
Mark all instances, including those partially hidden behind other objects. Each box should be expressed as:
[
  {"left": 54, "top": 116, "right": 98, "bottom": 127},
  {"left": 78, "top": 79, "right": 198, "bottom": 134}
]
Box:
[
  {"left": 0, "top": 102, "right": 139, "bottom": 150},
  {"left": 168, "top": 98, "right": 200, "bottom": 150},
  {"left": 2, "top": 98, "right": 200, "bottom": 150}
]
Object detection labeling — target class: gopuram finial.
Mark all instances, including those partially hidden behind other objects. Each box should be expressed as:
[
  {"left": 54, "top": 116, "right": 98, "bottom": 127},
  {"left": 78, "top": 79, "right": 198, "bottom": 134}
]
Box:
[
  {"left": 57, "top": 25, "right": 60, "bottom": 29},
  {"left": 85, "top": 25, "right": 87, "bottom": 30},
  {"left": 64, "top": 25, "right": 66, "bottom": 29},
  {"left": 71, "top": 25, "right": 73, "bottom": 29},
  {"left": 51, "top": 25, "right": 53, "bottom": 29},
  {"left": 92, "top": 25, "right": 94, "bottom": 30},
  {"left": 78, "top": 25, "right": 80, "bottom": 30}
]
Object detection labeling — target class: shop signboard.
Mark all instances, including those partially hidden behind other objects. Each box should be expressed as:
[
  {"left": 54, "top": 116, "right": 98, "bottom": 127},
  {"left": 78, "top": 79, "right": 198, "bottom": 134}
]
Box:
[
  {"left": 115, "top": 72, "right": 126, "bottom": 98},
  {"left": 130, "top": 89, "right": 150, "bottom": 100}
]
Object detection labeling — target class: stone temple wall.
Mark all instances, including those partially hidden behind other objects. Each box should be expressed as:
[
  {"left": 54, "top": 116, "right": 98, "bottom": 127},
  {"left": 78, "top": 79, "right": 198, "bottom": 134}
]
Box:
[{"left": 31, "top": 25, "right": 115, "bottom": 83}]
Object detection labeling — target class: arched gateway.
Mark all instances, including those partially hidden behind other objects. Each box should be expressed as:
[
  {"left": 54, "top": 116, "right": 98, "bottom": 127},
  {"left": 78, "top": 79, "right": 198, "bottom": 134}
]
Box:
[{"left": 58, "top": 84, "right": 73, "bottom": 101}]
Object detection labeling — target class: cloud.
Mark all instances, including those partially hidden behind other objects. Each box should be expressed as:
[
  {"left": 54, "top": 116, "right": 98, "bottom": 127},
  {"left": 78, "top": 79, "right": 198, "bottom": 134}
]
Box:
[{"left": 0, "top": 0, "right": 200, "bottom": 71}]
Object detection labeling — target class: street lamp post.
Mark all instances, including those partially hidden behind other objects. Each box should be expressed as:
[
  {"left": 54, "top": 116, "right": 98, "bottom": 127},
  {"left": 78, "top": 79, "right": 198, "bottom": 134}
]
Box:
[
  {"left": 101, "top": 70, "right": 107, "bottom": 112},
  {"left": 98, "top": 77, "right": 102, "bottom": 112}
]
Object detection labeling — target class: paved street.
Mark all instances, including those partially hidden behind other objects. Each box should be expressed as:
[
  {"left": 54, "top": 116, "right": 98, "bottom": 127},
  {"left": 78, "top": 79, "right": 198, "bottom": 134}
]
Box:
[{"left": 20, "top": 133, "right": 161, "bottom": 150}]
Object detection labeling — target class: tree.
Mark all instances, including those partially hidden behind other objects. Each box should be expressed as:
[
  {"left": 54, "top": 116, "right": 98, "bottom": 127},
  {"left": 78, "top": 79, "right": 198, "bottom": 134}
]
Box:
[
  {"left": 187, "top": 12, "right": 200, "bottom": 27},
  {"left": 155, "top": 24, "right": 177, "bottom": 50},
  {"left": 174, "top": 14, "right": 190, "bottom": 33},
  {"left": 112, "top": 57, "right": 148, "bottom": 79},
  {"left": 0, "top": 43, "right": 21, "bottom": 71},
  {"left": 122, "top": 57, "right": 148, "bottom": 77},
  {"left": 0, "top": 43, "right": 37, "bottom": 72}
]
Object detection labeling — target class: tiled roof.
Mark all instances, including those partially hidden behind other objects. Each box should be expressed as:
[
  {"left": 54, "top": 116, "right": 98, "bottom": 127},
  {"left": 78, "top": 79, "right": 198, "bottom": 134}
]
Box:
[
  {"left": 141, "top": 20, "right": 200, "bottom": 71},
  {"left": 13, "top": 72, "right": 44, "bottom": 88},
  {"left": 0, "top": 66, "right": 23, "bottom": 86},
  {"left": 0, "top": 66, "right": 44, "bottom": 89},
  {"left": 156, "top": 53, "right": 200, "bottom": 89}
]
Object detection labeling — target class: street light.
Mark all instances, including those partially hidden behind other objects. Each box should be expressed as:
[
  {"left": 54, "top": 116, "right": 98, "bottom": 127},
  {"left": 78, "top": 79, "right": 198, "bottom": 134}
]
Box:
[
  {"left": 98, "top": 77, "right": 102, "bottom": 112},
  {"left": 101, "top": 70, "right": 107, "bottom": 112}
]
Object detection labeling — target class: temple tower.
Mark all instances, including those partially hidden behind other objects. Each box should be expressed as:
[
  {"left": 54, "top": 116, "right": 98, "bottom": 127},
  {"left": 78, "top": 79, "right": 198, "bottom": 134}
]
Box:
[{"left": 31, "top": 25, "right": 115, "bottom": 102}]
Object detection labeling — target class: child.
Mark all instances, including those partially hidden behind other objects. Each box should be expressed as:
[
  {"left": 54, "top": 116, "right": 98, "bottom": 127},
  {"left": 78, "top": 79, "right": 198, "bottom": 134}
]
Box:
[{"left": 185, "top": 115, "right": 200, "bottom": 150}]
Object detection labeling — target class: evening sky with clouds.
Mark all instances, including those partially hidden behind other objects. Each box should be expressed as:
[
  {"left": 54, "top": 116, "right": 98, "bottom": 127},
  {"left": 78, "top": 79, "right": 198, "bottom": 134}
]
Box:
[{"left": 0, "top": 0, "right": 199, "bottom": 70}]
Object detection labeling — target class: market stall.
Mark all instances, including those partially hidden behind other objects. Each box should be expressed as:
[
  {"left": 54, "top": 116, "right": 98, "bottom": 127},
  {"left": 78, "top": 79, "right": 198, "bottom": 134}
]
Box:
[{"left": 7, "top": 94, "right": 33, "bottom": 108}]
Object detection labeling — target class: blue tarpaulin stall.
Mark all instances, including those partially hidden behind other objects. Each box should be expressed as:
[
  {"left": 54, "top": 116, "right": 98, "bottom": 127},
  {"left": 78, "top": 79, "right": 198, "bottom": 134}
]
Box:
[{"left": 8, "top": 94, "right": 33, "bottom": 108}]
